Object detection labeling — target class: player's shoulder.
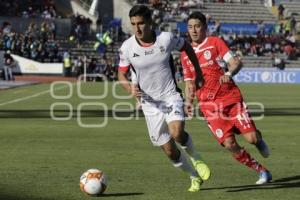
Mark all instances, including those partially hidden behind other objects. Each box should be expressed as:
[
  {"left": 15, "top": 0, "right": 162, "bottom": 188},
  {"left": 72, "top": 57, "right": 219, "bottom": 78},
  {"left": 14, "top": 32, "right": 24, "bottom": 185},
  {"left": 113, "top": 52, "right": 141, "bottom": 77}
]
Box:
[
  {"left": 206, "top": 36, "right": 222, "bottom": 43},
  {"left": 206, "top": 36, "right": 226, "bottom": 46},
  {"left": 157, "top": 31, "right": 177, "bottom": 40},
  {"left": 120, "top": 35, "right": 135, "bottom": 49}
]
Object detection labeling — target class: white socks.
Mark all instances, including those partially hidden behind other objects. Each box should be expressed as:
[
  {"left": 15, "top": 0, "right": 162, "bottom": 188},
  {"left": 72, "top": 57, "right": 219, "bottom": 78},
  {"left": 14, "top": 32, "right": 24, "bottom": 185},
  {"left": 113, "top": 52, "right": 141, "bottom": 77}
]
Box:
[
  {"left": 181, "top": 134, "right": 201, "bottom": 162},
  {"left": 172, "top": 151, "right": 198, "bottom": 178}
]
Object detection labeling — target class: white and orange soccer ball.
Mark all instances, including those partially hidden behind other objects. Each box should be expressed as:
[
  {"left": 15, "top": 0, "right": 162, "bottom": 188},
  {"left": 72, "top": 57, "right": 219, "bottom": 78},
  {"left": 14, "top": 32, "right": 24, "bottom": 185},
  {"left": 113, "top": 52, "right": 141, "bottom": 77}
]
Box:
[{"left": 80, "top": 169, "right": 108, "bottom": 196}]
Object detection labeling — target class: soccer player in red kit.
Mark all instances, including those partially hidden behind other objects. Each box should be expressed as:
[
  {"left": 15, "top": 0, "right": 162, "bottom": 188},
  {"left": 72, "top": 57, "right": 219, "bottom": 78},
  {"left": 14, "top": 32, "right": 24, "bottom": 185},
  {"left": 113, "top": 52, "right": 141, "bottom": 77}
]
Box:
[{"left": 181, "top": 11, "right": 272, "bottom": 184}]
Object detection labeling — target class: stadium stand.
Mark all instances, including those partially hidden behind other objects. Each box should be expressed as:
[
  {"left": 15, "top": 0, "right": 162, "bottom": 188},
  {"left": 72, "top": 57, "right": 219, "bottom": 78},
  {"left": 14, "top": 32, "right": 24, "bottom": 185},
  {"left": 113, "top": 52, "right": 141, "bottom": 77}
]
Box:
[
  {"left": 199, "top": 0, "right": 277, "bottom": 23},
  {"left": 280, "top": 1, "right": 300, "bottom": 22},
  {"left": 0, "top": 0, "right": 299, "bottom": 83}
]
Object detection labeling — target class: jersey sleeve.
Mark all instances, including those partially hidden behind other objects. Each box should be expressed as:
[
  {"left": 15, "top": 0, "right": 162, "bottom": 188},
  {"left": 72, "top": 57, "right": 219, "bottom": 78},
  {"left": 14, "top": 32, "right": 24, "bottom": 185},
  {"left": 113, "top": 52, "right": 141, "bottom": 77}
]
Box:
[
  {"left": 215, "top": 37, "right": 234, "bottom": 63},
  {"left": 118, "top": 43, "right": 130, "bottom": 72},
  {"left": 169, "top": 32, "right": 185, "bottom": 51},
  {"left": 180, "top": 52, "right": 195, "bottom": 81}
]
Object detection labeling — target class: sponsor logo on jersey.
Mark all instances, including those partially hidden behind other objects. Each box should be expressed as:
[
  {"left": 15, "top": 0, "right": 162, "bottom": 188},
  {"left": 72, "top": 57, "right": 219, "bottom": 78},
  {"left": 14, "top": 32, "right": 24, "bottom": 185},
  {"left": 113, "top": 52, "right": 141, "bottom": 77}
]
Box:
[
  {"left": 204, "top": 50, "right": 211, "bottom": 60},
  {"left": 215, "top": 129, "right": 223, "bottom": 138},
  {"left": 145, "top": 49, "right": 154, "bottom": 56},
  {"left": 165, "top": 105, "right": 173, "bottom": 115},
  {"left": 159, "top": 46, "right": 166, "bottom": 53},
  {"left": 133, "top": 53, "right": 140, "bottom": 57}
]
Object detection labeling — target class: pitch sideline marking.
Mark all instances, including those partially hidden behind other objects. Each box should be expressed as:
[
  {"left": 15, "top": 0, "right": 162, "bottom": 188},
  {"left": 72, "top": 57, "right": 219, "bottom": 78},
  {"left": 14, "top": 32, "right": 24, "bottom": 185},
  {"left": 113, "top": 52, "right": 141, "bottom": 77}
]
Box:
[{"left": 0, "top": 85, "right": 69, "bottom": 107}]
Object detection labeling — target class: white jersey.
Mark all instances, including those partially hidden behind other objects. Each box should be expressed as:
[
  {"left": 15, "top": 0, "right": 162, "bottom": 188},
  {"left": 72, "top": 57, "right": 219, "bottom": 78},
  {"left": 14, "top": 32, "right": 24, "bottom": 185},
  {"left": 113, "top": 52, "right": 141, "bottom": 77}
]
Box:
[{"left": 119, "top": 32, "right": 185, "bottom": 100}]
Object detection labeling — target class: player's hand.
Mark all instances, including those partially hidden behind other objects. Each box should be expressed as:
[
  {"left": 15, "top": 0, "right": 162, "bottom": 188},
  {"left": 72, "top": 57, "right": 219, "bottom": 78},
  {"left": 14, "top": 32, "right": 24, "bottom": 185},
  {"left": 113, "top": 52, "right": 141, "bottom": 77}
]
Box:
[
  {"left": 184, "top": 102, "right": 194, "bottom": 118},
  {"left": 219, "top": 74, "right": 231, "bottom": 84},
  {"left": 131, "top": 84, "right": 142, "bottom": 99}
]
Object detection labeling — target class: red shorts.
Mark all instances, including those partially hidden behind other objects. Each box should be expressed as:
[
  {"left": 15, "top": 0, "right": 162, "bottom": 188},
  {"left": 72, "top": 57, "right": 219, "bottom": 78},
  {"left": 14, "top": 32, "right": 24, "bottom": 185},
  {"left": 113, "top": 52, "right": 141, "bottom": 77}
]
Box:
[{"left": 201, "top": 101, "right": 257, "bottom": 144}]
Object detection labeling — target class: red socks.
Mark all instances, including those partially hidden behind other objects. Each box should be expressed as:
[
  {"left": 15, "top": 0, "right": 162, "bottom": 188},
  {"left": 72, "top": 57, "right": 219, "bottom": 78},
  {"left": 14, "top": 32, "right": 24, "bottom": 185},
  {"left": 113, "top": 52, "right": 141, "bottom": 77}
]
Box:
[{"left": 233, "top": 148, "right": 266, "bottom": 172}]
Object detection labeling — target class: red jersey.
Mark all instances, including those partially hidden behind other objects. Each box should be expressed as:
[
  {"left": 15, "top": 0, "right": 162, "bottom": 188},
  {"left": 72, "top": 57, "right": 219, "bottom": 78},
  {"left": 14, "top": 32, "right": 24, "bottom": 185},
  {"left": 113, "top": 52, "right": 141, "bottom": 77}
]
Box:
[{"left": 181, "top": 36, "right": 242, "bottom": 109}]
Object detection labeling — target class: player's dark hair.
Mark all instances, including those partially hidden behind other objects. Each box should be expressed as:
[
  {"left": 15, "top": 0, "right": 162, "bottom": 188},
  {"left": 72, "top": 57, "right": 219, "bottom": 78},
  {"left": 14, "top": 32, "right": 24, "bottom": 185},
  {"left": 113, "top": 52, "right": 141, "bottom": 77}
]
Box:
[
  {"left": 129, "top": 5, "right": 152, "bottom": 22},
  {"left": 187, "top": 11, "right": 207, "bottom": 28}
]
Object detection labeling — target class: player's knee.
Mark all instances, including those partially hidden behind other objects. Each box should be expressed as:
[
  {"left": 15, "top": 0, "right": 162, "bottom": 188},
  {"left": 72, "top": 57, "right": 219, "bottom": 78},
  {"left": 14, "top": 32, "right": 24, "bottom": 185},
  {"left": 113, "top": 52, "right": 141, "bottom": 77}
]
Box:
[
  {"left": 223, "top": 138, "right": 240, "bottom": 152},
  {"left": 169, "top": 123, "right": 184, "bottom": 142},
  {"left": 166, "top": 148, "right": 180, "bottom": 161},
  {"left": 245, "top": 132, "right": 258, "bottom": 144}
]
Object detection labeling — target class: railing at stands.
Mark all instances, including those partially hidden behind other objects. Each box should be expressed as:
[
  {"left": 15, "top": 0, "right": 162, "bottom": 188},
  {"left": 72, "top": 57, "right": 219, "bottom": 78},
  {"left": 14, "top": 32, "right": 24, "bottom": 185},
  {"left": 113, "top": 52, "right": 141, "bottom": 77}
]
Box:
[{"left": 78, "top": 0, "right": 93, "bottom": 11}]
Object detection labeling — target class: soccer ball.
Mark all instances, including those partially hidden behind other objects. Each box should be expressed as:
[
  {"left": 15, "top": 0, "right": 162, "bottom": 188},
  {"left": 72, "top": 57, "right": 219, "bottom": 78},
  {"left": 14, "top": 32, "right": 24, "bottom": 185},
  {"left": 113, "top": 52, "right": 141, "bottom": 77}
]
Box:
[{"left": 80, "top": 169, "right": 108, "bottom": 196}]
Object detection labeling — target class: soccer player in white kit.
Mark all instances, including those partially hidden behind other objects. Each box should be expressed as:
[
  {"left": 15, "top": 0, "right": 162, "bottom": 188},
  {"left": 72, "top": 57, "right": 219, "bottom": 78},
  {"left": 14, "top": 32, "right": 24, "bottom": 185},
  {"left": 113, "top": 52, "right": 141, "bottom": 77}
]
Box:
[{"left": 118, "top": 5, "right": 210, "bottom": 192}]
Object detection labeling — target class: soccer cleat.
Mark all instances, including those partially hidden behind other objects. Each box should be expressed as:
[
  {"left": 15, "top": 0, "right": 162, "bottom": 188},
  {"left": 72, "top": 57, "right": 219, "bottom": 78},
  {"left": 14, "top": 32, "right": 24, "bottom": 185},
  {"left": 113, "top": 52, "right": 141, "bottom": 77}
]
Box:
[
  {"left": 256, "top": 139, "right": 270, "bottom": 158},
  {"left": 192, "top": 160, "right": 211, "bottom": 181},
  {"left": 188, "top": 177, "right": 202, "bottom": 192},
  {"left": 256, "top": 170, "right": 272, "bottom": 185}
]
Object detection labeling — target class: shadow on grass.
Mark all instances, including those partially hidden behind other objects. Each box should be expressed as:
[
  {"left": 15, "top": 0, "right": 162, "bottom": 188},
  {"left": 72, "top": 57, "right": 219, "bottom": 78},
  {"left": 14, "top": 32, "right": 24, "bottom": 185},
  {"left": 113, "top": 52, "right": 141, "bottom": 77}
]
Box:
[
  {"left": 0, "top": 193, "right": 53, "bottom": 200},
  {"left": 100, "top": 192, "right": 144, "bottom": 197},
  {"left": 201, "top": 175, "right": 300, "bottom": 192}
]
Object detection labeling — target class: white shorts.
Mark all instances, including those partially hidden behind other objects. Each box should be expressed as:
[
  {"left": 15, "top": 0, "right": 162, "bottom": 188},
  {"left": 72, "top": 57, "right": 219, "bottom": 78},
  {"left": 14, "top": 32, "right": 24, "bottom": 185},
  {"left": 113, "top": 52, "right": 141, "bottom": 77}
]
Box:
[{"left": 141, "top": 93, "right": 185, "bottom": 146}]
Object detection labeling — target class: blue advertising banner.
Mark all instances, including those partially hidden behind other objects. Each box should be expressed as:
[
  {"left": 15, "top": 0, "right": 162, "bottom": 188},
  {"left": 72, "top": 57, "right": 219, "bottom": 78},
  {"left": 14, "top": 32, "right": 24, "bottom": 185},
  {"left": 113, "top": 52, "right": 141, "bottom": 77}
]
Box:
[
  {"left": 176, "top": 22, "right": 274, "bottom": 35},
  {"left": 233, "top": 68, "right": 300, "bottom": 84}
]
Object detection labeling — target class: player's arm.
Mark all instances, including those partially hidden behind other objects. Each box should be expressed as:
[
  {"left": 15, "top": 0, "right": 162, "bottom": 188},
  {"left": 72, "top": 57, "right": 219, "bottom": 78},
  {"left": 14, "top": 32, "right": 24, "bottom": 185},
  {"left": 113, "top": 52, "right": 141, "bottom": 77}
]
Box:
[
  {"left": 181, "top": 41, "right": 203, "bottom": 89},
  {"left": 216, "top": 38, "right": 243, "bottom": 84},
  {"left": 184, "top": 80, "right": 196, "bottom": 117},
  {"left": 219, "top": 55, "right": 243, "bottom": 84},
  {"left": 181, "top": 52, "right": 196, "bottom": 117},
  {"left": 118, "top": 69, "right": 141, "bottom": 98},
  {"left": 117, "top": 45, "right": 141, "bottom": 98}
]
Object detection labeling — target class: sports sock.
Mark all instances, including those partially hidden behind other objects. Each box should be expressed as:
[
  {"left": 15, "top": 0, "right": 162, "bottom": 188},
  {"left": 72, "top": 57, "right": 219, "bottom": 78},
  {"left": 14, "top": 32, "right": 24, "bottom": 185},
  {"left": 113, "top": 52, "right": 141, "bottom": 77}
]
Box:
[
  {"left": 233, "top": 148, "right": 267, "bottom": 172},
  {"left": 180, "top": 132, "right": 202, "bottom": 162},
  {"left": 172, "top": 151, "right": 199, "bottom": 178}
]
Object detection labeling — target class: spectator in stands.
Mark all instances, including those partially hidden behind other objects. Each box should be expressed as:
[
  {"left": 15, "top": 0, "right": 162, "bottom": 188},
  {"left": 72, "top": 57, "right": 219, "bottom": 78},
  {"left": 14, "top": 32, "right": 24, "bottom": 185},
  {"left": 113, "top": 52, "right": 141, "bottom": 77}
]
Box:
[
  {"left": 290, "top": 16, "right": 297, "bottom": 35},
  {"left": 283, "top": 41, "right": 297, "bottom": 60},
  {"left": 63, "top": 51, "right": 72, "bottom": 77},
  {"left": 74, "top": 24, "right": 83, "bottom": 48},
  {"left": 2, "top": 22, "right": 12, "bottom": 35},
  {"left": 277, "top": 4, "right": 285, "bottom": 20},
  {"left": 87, "top": 58, "right": 97, "bottom": 81},
  {"left": 74, "top": 56, "right": 84, "bottom": 78},
  {"left": 104, "top": 58, "right": 117, "bottom": 81},
  {"left": 257, "top": 20, "right": 265, "bottom": 35},
  {"left": 272, "top": 55, "right": 285, "bottom": 70},
  {"left": 3, "top": 51, "right": 15, "bottom": 81}
]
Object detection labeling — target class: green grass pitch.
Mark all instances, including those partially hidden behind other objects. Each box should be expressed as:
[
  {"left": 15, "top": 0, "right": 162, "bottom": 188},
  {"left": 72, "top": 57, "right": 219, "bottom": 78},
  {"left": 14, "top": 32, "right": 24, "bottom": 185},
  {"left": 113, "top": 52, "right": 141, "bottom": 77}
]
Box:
[{"left": 0, "top": 82, "right": 299, "bottom": 200}]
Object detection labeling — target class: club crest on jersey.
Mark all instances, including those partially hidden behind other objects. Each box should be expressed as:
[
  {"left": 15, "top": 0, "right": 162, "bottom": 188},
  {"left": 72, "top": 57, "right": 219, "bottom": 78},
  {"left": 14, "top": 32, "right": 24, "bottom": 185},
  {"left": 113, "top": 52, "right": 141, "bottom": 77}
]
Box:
[
  {"left": 204, "top": 50, "right": 212, "bottom": 60},
  {"left": 215, "top": 129, "right": 223, "bottom": 138}
]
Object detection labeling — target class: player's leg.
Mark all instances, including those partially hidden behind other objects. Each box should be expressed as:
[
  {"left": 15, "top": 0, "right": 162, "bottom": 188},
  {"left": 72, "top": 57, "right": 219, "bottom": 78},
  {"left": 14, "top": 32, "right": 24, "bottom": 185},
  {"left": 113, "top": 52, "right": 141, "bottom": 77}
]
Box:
[
  {"left": 242, "top": 130, "right": 270, "bottom": 158},
  {"left": 223, "top": 136, "right": 272, "bottom": 184},
  {"left": 222, "top": 136, "right": 266, "bottom": 172},
  {"left": 168, "top": 120, "right": 210, "bottom": 181},
  {"left": 233, "top": 102, "right": 270, "bottom": 158},
  {"left": 230, "top": 102, "right": 272, "bottom": 184},
  {"left": 160, "top": 138, "right": 202, "bottom": 192},
  {"left": 165, "top": 93, "right": 210, "bottom": 181},
  {"left": 142, "top": 100, "right": 201, "bottom": 191}
]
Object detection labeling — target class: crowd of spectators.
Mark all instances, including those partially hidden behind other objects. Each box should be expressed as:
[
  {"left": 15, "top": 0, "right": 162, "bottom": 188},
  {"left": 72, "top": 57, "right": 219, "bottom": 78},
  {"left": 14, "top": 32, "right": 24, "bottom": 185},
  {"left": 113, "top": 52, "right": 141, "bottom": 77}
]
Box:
[
  {"left": 0, "top": 0, "right": 57, "bottom": 19},
  {"left": 62, "top": 52, "right": 118, "bottom": 81},
  {"left": 0, "top": 21, "right": 60, "bottom": 62},
  {"left": 69, "top": 14, "right": 93, "bottom": 48},
  {"left": 0, "top": 0, "right": 299, "bottom": 81}
]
